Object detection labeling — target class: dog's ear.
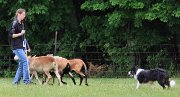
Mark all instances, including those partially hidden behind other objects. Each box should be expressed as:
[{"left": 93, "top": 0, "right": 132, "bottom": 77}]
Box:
[
  {"left": 132, "top": 65, "right": 136, "bottom": 69},
  {"left": 27, "top": 55, "right": 32, "bottom": 59},
  {"left": 47, "top": 54, "right": 53, "bottom": 56},
  {"left": 32, "top": 55, "right": 36, "bottom": 57},
  {"left": 129, "top": 65, "right": 135, "bottom": 71},
  {"left": 135, "top": 65, "right": 139, "bottom": 69},
  {"left": 131, "top": 65, "right": 139, "bottom": 71}
]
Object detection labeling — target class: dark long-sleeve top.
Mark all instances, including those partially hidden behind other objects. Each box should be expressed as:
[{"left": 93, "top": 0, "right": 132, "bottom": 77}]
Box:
[{"left": 9, "top": 20, "right": 26, "bottom": 50}]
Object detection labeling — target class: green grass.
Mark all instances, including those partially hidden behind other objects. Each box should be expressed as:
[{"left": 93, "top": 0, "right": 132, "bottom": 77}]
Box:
[{"left": 0, "top": 77, "right": 179, "bottom": 97}]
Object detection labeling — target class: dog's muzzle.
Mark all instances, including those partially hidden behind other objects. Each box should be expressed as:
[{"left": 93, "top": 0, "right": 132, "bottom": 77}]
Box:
[{"left": 128, "top": 71, "right": 134, "bottom": 77}]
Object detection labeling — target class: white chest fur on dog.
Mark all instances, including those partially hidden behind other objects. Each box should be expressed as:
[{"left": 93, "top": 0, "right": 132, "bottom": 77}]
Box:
[{"left": 134, "top": 69, "right": 144, "bottom": 80}]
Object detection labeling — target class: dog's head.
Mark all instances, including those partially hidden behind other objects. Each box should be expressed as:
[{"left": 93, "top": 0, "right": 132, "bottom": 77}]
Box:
[{"left": 128, "top": 65, "right": 138, "bottom": 77}]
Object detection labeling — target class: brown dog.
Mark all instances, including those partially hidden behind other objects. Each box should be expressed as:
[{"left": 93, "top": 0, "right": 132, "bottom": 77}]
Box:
[{"left": 28, "top": 56, "right": 62, "bottom": 85}]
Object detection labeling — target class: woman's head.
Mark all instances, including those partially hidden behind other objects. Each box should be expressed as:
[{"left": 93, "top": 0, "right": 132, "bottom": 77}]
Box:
[{"left": 14, "top": 8, "right": 26, "bottom": 21}]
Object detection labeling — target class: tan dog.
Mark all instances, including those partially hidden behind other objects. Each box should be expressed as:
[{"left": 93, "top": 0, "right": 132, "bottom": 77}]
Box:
[
  {"left": 69, "top": 59, "right": 88, "bottom": 86},
  {"left": 28, "top": 56, "right": 62, "bottom": 85},
  {"left": 53, "top": 56, "right": 75, "bottom": 84},
  {"left": 44, "top": 55, "right": 75, "bottom": 85},
  {"left": 46, "top": 54, "right": 88, "bottom": 85}
]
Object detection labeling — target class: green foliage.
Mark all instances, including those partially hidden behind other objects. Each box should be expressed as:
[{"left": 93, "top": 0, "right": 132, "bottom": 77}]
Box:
[
  {"left": 31, "top": 41, "right": 54, "bottom": 55},
  {"left": 146, "top": 50, "right": 169, "bottom": 67},
  {"left": 146, "top": 49, "right": 175, "bottom": 75},
  {"left": 80, "top": 16, "right": 106, "bottom": 44},
  {"left": 81, "top": 0, "right": 180, "bottom": 71},
  {"left": 0, "top": 1, "right": 76, "bottom": 57},
  {"left": 107, "top": 11, "right": 124, "bottom": 27},
  {"left": 3, "top": 70, "right": 15, "bottom": 77},
  {"left": 144, "top": 3, "right": 169, "bottom": 22},
  {"left": 0, "top": 46, "right": 11, "bottom": 56},
  {"left": 172, "top": 8, "right": 180, "bottom": 18},
  {"left": 110, "top": 0, "right": 144, "bottom": 9},
  {"left": 81, "top": 0, "right": 110, "bottom": 10},
  {"left": 55, "top": 30, "right": 82, "bottom": 57},
  {"left": 0, "top": 0, "right": 180, "bottom": 75},
  {"left": 28, "top": 4, "right": 48, "bottom": 15}
]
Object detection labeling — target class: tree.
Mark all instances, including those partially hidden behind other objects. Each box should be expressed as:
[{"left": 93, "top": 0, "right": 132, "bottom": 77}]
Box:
[{"left": 80, "top": 0, "right": 180, "bottom": 72}]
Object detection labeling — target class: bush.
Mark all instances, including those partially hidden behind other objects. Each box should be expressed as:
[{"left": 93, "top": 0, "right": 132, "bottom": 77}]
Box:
[{"left": 146, "top": 49, "right": 175, "bottom": 76}]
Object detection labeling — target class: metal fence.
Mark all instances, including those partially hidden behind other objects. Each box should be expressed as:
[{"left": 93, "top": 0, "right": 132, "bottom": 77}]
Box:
[{"left": 0, "top": 44, "right": 180, "bottom": 77}]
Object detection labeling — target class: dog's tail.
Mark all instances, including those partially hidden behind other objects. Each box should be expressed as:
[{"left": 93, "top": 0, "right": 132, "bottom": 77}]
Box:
[{"left": 170, "top": 80, "right": 176, "bottom": 87}]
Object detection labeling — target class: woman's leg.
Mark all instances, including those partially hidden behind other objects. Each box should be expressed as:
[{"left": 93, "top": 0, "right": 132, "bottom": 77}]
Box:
[
  {"left": 13, "top": 61, "right": 23, "bottom": 84},
  {"left": 23, "top": 56, "right": 30, "bottom": 84},
  {"left": 13, "top": 49, "right": 30, "bottom": 84},
  {"left": 12, "top": 50, "right": 23, "bottom": 84}
]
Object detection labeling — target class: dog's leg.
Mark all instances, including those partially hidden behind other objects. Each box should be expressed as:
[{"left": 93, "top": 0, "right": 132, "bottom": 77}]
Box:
[
  {"left": 60, "top": 72, "right": 67, "bottom": 85},
  {"left": 68, "top": 72, "right": 76, "bottom": 85},
  {"left": 54, "top": 70, "right": 63, "bottom": 86},
  {"left": 84, "top": 74, "right": 88, "bottom": 86},
  {"left": 149, "top": 81, "right": 155, "bottom": 89},
  {"left": 32, "top": 71, "right": 42, "bottom": 85},
  {"left": 30, "top": 74, "right": 34, "bottom": 80},
  {"left": 79, "top": 74, "right": 83, "bottom": 86},
  {"left": 158, "top": 80, "right": 166, "bottom": 89},
  {"left": 34, "top": 72, "right": 41, "bottom": 85},
  {"left": 149, "top": 81, "right": 154, "bottom": 85},
  {"left": 136, "top": 81, "right": 140, "bottom": 89},
  {"left": 44, "top": 71, "right": 52, "bottom": 85}
]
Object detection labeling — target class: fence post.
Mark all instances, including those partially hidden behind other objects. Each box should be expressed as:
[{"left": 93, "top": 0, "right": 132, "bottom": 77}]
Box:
[{"left": 54, "top": 31, "right": 58, "bottom": 55}]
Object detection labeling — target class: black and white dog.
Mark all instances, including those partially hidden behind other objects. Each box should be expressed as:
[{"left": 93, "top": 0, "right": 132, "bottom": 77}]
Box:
[{"left": 128, "top": 66, "right": 176, "bottom": 89}]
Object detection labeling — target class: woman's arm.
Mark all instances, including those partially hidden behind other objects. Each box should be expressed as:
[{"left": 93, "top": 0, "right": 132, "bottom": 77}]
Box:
[
  {"left": 12, "top": 30, "right": 25, "bottom": 38},
  {"left": 9, "top": 21, "right": 25, "bottom": 38},
  {"left": 25, "top": 39, "right": 31, "bottom": 52}
]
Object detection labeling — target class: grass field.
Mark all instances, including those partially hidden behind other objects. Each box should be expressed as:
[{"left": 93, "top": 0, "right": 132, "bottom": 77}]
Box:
[{"left": 0, "top": 77, "right": 179, "bottom": 97}]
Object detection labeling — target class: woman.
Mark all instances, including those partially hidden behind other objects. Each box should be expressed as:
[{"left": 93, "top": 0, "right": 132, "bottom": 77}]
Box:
[{"left": 9, "top": 8, "right": 31, "bottom": 85}]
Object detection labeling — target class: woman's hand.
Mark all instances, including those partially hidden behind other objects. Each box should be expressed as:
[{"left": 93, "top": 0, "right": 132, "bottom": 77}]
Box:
[
  {"left": 27, "top": 48, "right": 31, "bottom": 52},
  {"left": 20, "top": 30, "right": 26, "bottom": 35}
]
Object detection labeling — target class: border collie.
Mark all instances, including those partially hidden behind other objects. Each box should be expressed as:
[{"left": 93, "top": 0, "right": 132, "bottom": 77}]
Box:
[{"left": 128, "top": 66, "right": 176, "bottom": 89}]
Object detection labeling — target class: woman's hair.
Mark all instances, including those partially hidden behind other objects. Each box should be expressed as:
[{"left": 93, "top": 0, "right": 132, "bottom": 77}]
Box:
[{"left": 14, "top": 8, "right": 26, "bottom": 20}]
